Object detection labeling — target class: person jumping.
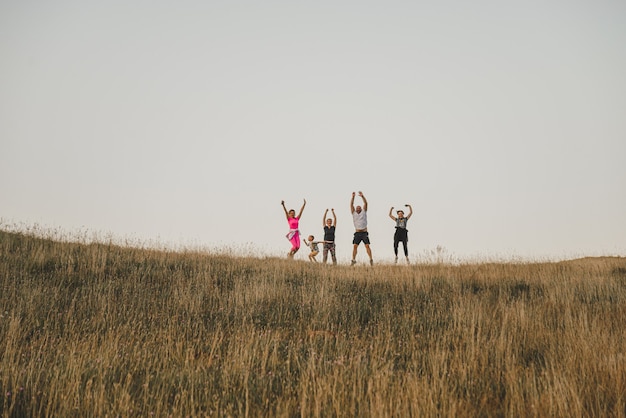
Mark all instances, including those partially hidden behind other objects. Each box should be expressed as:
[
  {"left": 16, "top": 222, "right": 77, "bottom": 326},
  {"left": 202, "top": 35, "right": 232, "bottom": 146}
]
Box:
[
  {"left": 281, "top": 199, "right": 306, "bottom": 258},
  {"left": 389, "top": 204, "right": 413, "bottom": 264},
  {"left": 350, "top": 191, "right": 373, "bottom": 266}
]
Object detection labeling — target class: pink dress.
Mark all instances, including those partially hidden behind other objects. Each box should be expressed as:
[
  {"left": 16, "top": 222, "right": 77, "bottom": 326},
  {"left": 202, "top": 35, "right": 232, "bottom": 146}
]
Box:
[{"left": 286, "top": 217, "right": 300, "bottom": 251}]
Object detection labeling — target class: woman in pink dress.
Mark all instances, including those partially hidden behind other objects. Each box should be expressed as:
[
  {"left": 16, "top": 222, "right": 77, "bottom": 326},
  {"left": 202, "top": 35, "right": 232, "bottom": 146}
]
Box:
[{"left": 281, "top": 199, "right": 306, "bottom": 258}]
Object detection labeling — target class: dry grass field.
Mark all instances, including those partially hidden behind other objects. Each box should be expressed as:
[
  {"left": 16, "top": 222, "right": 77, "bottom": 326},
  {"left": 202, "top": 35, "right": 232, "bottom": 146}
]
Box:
[{"left": 1, "top": 228, "right": 625, "bottom": 417}]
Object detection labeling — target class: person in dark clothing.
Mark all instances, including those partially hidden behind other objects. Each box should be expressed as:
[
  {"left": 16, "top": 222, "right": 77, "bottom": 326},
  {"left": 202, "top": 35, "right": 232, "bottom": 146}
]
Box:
[
  {"left": 389, "top": 204, "right": 413, "bottom": 264},
  {"left": 322, "top": 208, "right": 337, "bottom": 265}
]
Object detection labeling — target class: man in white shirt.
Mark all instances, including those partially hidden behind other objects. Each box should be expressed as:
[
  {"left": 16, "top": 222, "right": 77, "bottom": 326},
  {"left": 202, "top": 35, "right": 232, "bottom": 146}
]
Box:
[{"left": 350, "top": 191, "right": 373, "bottom": 266}]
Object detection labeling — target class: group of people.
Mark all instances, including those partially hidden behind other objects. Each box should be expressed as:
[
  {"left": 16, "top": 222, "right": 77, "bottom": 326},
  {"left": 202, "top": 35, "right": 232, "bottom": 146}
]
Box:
[{"left": 280, "top": 191, "right": 413, "bottom": 265}]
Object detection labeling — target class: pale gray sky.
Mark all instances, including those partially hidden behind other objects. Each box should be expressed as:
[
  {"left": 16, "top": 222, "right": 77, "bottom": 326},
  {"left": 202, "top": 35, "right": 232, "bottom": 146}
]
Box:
[{"left": 1, "top": 0, "right": 625, "bottom": 262}]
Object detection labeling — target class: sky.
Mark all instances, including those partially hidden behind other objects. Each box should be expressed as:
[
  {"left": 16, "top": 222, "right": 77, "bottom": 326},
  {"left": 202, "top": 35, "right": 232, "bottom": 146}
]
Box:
[{"left": 1, "top": 0, "right": 625, "bottom": 263}]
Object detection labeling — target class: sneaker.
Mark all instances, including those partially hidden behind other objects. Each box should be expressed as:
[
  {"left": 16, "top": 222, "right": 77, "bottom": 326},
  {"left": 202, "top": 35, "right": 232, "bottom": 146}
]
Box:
[
  {"left": 369, "top": 259, "right": 374, "bottom": 266},
  {"left": 394, "top": 257, "right": 398, "bottom": 264},
  {"left": 406, "top": 257, "right": 410, "bottom": 264},
  {"left": 351, "top": 260, "right": 357, "bottom": 266}
]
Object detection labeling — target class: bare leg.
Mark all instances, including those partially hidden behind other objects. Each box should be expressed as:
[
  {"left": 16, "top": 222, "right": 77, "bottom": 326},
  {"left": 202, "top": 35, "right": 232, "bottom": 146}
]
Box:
[
  {"left": 352, "top": 244, "right": 358, "bottom": 264},
  {"left": 365, "top": 244, "right": 373, "bottom": 265}
]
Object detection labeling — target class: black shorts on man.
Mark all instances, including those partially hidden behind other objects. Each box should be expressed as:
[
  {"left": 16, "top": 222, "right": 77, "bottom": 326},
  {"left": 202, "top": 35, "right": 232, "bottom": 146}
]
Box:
[{"left": 353, "top": 231, "right": 370, "bottom": 245}]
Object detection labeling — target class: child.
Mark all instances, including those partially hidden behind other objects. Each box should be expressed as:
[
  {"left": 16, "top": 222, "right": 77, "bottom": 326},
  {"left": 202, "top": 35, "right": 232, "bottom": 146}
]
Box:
[
  {"left": 303, "top": 235, "right": 323, "bottom": 262},
  {"left": 281, "top": 199, "right": 306, "bottom": 258}
]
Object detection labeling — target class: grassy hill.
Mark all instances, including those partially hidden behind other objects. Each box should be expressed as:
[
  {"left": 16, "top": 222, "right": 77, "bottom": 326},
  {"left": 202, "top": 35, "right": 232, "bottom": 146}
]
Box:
[{"left": 1, "top": 229, "right": 625, "bottom": 417}]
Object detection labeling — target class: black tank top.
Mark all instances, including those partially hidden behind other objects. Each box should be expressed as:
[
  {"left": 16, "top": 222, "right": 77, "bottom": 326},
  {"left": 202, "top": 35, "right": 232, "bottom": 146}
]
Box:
[{"left": 324, "top": 226, "right": 335, "bottom": 241}]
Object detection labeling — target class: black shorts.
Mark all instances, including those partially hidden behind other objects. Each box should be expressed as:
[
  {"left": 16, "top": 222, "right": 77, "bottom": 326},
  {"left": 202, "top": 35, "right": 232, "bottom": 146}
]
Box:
[{"left": 353, "top": 231, "right": 370, "bottom": 245}]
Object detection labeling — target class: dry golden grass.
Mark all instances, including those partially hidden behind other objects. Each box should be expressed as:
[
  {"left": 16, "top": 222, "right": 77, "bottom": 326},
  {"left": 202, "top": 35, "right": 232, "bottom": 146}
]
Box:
[{"left": 1, "top": 229, "right": 625, "bottom": 417}]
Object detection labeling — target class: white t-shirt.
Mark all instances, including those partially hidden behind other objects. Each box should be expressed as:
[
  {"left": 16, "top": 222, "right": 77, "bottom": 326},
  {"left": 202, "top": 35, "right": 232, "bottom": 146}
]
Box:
[{"left": 352, "top": 210, "right": 368, "bottom": 230}]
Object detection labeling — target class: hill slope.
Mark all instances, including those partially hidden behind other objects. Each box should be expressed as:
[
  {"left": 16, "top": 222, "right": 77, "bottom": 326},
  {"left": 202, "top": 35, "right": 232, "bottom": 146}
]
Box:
[{"left": 1, "top": 230, "right": 625, "bottom": 416}]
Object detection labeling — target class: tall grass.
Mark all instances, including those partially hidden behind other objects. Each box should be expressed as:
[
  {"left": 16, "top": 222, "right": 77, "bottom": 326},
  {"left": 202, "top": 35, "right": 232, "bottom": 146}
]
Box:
[{"left": 1, "top": 229, "right": 625, "bottom": 417}]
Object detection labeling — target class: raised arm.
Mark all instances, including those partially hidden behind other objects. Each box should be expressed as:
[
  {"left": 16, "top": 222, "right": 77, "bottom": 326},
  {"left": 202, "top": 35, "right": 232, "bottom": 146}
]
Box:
[
  {"left": 389, "top": 206, "right": 396, "bottom": 221},
  {"left": 323, "top": 209, "right": 328, "bottom": 227},
  {"left": 281, "top": 200, "right": 289, "bottom": 221},
  {"left": 350, "top": 192, "right": 356, "bottom": 214},
  {"left": 406, "top": 204, "right": 413, "bottom": 219},
  {"left": 332, "top": 208, "right": 337, "bottom": 226},
  {"left": 360, "top": 191, "right": 368, "bottom": 211},
  {"left": 297, "top": 199, "right": 306, "bottom": 219}
]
